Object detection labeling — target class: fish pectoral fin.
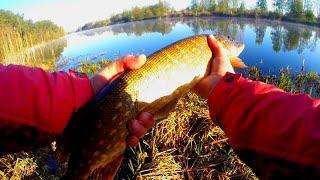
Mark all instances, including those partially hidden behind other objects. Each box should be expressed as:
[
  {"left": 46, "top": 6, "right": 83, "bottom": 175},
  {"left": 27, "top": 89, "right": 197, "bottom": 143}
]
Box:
[
  {"left": 229, "top": 56, "right": 247, "bottom": 68},
  {"left": 154, "top": 97, "right": 180, "bottom": 120}
]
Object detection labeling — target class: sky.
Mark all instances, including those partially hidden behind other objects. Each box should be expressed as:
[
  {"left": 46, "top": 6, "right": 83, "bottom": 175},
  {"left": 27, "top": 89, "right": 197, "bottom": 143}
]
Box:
[{"left": 0, "top": 0, "right": 260, "bottom": 32}]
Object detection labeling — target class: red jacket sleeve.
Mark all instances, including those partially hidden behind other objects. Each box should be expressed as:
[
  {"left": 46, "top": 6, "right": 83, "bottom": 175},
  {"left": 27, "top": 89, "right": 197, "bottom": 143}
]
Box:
[
  {"left": 0, "top": 64, "right": 93, "bottom": 135},
  {"left": 208, "top": 72, "right": 320, "bottom": 169}
]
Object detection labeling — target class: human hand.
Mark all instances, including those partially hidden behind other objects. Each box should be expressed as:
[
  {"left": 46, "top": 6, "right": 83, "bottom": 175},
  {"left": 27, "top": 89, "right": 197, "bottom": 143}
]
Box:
[
  {"left": 90, "top": 54, "right": 147, "bottom": 94},
  {"left": 90, "top": 55, "right": 155, "bottom": 147},
  {"left": 193, "top": 35, "right": 235, "bottom": 98},
  {"left": 127, "top": 112, "right": 155, "bottom": 147}
]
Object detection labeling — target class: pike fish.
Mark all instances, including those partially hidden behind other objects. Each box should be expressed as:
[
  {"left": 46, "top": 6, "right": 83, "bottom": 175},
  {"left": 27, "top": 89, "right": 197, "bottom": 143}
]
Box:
[{"left": 58, "top": 34, "right": 245, "bottom": 179}]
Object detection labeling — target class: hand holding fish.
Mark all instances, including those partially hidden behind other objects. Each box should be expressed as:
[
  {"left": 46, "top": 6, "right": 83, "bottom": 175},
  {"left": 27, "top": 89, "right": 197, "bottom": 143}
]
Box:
[
  {"left": 60, "top": 35, "right": 246, "bottom": 179},
  {"left": 91, "top": 54, "right": 155, "bottom": 147},
  {"left": 194, "top": 35, "right": 236, "bottom": 98},
  {"left": 90, "top": 54, "right": 147, "bottom": 95}
]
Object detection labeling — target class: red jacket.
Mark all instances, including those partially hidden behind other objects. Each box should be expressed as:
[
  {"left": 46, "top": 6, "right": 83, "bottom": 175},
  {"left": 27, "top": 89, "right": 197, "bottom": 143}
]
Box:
[
  {"left": 0, "top": 64, "right": 93, "bottom": 153},
  {"left": 208, "top": 72, "right": 320, "bottom": 178},
  {"left": 0, "top": 65, "right": 319, "bottom": 177}
]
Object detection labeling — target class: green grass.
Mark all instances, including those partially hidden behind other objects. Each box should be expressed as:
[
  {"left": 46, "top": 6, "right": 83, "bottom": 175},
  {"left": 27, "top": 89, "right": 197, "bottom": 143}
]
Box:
[
  {"left": 247, "top": 66, "right": 320, "bottom": 98},
  {"left": 77, "top": 60, "right": 111, "bottom": 76},
  {"left": 1, "top": 62, "right": 319, "bottom": 179}
]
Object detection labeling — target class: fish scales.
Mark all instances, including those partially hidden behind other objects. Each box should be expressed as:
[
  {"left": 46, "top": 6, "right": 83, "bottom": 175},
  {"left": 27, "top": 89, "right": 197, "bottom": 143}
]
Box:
[{"left": 58, "top": 35, "right": 245, "bottom": 179}]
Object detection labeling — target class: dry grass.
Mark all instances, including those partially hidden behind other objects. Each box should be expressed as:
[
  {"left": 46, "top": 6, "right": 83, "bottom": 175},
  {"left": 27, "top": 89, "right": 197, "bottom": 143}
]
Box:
[
  {"left": 0, "top": 153, "right": 37, "bottom": 180},
  {"left": 118, "top": 93, "right": 257, "bottom": 180}
]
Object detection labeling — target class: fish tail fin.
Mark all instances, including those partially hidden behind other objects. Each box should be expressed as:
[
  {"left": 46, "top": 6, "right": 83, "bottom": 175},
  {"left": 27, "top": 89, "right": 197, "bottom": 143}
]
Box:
[{"left": 229, "top": 56, "right": 247, "bottom": 68}]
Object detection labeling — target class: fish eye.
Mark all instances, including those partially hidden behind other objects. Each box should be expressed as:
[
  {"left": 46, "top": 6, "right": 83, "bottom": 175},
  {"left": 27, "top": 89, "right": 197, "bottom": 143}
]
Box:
[{"left": 227, "top": 36, "right": 230, "bottom": 39}]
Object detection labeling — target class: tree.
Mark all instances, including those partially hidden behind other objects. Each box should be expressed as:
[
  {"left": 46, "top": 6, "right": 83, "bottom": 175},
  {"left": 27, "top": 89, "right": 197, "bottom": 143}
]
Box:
[
  {"left": 144, "top": 8, "right": 154, "bottom": 19},
  {"left": 303, "top": 0, "right": 316, "bottom": 21},
  {"left": 271, "top": 25, "right": 283, "bottom": 52},
  {"left": 190, "top": 0, "right": 201, "bottom": 14},
  {"left": 256, "top": 0, "right": 268, "bottom": 11},
  {"left": 152, "top": 1, "right": 170, "bottom": 17},
  {"left": 273, "top": 0, "right": 285, "bottom": 14},
  {"left": 239, "top": 1, "right": 245, "bottom": 13},
  {"left": 304, "top": 0, "right": 312, "bottom": 12},
  {"left": 232, "top": 0, "right": 239, "bottom": 9},
  {"left": 199, "top": 0, "right": 207, "bottom": 12},
  {"left": 287, "top": 0, "right": 304, "bottom": 17},
  {"left": 191, "top": 0, "right": 200, "bottom": 10},
  {"left": 255, "top": 25, "right": 267, "bottom": 45},
  {"left": 316, "top": 0, "right": 320, "bottom": 18},
  {"left": 217, "top": 0, "right": 230, "bottom": 13},
  {"left": 283, "top": 28, "right": 301, "bottom": 51},
  {"left": 207, "top": 0, "right": 217, "bottom": 11},
  {"left": 131, "top": 7, "right": 144, "bottom": 20}
]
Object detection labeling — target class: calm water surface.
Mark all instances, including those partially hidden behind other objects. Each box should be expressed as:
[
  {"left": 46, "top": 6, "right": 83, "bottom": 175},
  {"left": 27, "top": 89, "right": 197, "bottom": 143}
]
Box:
[{"left": 49, "top": 17, "right": 320, "bottom": 74}]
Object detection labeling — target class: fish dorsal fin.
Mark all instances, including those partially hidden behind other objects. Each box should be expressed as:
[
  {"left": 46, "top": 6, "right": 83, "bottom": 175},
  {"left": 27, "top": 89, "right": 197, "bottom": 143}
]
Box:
[{"left": 229, "top": 56, "right": 247, "bottom": 68}]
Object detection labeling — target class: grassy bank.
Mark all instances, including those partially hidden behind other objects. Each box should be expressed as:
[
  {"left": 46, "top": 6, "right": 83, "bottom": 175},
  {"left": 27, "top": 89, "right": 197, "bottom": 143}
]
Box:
[{"left": 1, "top": 60, "right": 319, "bottom": 179}]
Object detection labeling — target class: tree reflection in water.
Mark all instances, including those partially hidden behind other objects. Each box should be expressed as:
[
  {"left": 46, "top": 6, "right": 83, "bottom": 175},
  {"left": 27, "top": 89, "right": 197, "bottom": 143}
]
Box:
[{"left": 94, "top": 17, "right": 320, "bottom": 55}]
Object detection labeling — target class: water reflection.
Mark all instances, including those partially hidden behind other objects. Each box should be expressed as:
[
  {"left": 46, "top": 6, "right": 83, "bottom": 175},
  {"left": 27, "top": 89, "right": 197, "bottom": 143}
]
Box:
[
  {"left": 41, "top": 17, "right": 320, "bottom": 73},
  {"left": 82, "top": 17, "right": 320, "bottom": 55},
  {"left": 255, "top": 24, "right": 267, "bottom": 45},
  {"left": 110, "top": 20, "right": 176, "bottom": 36},
  {"left": 271, "top": 25, "right": 283, "bottom": 52},
  {"left": 186, "top": 18, "right": 319, "bottom": 54},
  {"left": 2, "top": 39, "right": 67, "bottom": 71}
]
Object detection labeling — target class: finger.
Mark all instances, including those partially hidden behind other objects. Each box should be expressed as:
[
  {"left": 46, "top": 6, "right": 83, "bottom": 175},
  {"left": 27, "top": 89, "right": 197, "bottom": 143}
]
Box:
[
  {"left": 96, "top": 54, "right": 145, "bottom": 83},
  {"left": 137, "top": 112, "right": 155, "bottom": 129},
  {"left": 95, "top": 60, "right": 125, "bottom": 84},
  {"left": 207, "top": 35, "right": 224, "bottom": 57},
  {"left": 126, "top": 136, "right": 139, "bottom": 147},
  {"left": 127, "top": 119, "right": 147, "bottom": 138},
  {"left": 123, "top": 54, "right": 146, "bottom": 70}
]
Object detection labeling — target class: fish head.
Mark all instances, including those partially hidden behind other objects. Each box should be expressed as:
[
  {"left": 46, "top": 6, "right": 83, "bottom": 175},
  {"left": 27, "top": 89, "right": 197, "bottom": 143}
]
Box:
[
  {"left": 213, "top": 35, "right": 246, "bottom": 68},
  {"left": 214, "top": 35, "right": 245, "bottom": 57}
]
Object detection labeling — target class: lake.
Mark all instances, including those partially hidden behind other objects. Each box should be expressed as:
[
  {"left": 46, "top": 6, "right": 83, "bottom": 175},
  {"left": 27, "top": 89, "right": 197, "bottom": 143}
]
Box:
[{"left": 11, "top": 17, "right": 320, "bottom": 74}]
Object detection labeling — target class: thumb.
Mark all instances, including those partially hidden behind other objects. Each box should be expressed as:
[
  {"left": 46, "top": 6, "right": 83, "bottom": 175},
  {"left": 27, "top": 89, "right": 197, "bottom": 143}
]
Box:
[
  {"left": 207, "top": 35, "right": 224, "bottom": 58},
  {"left": 210, "top": 56, "right": 235, "bottom": 76},
  {"left": 123, "top": 54, "right": 147, "bottom": 70},
  {"left": 90, "top": 54, "right": 146, "bottom": 94}
]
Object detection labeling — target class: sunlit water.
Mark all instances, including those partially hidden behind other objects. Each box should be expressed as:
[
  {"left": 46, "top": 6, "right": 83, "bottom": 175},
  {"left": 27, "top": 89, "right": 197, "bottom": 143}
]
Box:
[{"left": 26, "top": 17, "right": 320, "bottom": 74}]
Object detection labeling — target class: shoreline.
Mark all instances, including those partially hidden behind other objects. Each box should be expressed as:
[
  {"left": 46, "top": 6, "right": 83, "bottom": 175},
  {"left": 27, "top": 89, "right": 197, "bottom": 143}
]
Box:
[
  {"left": 78, "top": 13, "right": 320, "bottom": 33},
  {"left": 166, "top": 12, "right": 319, "bottom": 27}
]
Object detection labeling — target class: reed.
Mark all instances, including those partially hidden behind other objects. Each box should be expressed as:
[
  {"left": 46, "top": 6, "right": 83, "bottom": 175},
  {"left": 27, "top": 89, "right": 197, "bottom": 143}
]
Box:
[
  {"left": 0, "top": 10, "right": 65, "bottom": 67},
  {"left": 0, "top": 27, "right": 67, "bottom": 71}
]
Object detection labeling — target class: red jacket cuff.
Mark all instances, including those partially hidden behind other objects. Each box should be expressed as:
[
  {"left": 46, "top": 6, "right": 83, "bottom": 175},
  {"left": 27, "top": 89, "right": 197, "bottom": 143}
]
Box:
[
  {"left": 208, "top": 72, "right": 242, "bottom": 122},
  {"left": 68, "top": 70, "right": 94, "bottom": 110}
]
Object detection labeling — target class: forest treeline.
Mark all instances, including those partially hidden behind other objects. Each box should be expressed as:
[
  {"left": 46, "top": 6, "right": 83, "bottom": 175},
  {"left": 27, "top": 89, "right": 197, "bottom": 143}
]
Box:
[
  {"left": 0, "top": 10, "right": 65, "bottom": 61},
  {"left": 79, "top": 1, "right": 171, "bottom": 31},
  {"left": 78, "top": 0, "right": 320, "bottom": 31}
]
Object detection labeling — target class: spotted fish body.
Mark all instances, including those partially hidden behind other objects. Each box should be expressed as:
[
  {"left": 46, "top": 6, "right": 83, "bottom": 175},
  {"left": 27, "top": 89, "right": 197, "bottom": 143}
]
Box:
[{"left": 59, "top": 35, "right": 245, "bottom": 179}]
